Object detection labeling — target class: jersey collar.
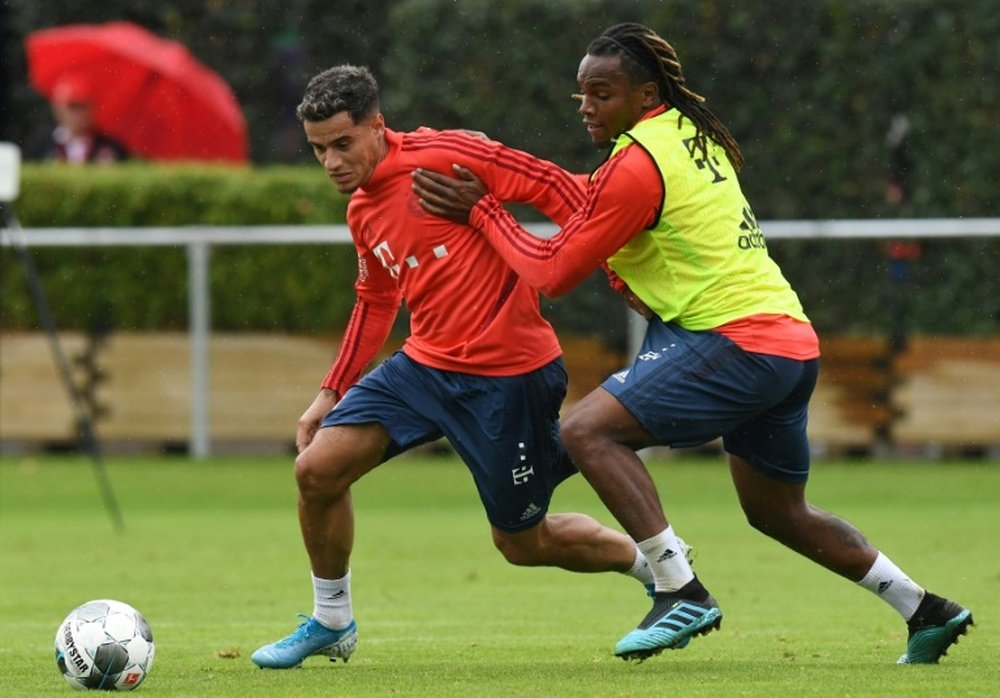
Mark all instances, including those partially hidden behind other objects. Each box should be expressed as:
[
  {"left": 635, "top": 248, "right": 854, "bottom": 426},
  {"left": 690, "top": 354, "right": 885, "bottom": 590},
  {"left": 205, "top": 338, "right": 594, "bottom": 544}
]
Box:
[{"left": 361, "top": 127, "right": 402, "bottom": 191}]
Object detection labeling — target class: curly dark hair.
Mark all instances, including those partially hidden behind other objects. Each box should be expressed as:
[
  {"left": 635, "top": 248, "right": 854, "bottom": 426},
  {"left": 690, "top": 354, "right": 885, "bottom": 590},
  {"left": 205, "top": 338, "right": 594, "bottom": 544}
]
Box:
[{"left": 296, "top": 64, "right": 380, "bottom": 124}]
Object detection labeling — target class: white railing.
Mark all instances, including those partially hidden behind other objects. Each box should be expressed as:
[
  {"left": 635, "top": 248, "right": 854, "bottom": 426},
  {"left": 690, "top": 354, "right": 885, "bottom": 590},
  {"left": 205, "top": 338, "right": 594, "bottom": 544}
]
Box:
[{"left": 3, "top": 218, "right": 999, "bottom": 457}]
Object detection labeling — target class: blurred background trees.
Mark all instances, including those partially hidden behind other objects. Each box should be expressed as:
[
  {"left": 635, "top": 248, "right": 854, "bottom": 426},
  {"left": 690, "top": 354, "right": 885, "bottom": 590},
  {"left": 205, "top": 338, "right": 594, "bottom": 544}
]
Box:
[{"left": 5, "top": 0, "right": 997, "bottom": 217}]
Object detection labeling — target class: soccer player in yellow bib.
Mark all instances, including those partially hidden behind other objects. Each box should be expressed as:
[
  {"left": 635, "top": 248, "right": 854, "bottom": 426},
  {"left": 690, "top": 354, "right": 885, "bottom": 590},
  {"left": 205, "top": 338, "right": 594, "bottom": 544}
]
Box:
[{"left": 412, "top": 22, "right": 972, "bottom": 664}]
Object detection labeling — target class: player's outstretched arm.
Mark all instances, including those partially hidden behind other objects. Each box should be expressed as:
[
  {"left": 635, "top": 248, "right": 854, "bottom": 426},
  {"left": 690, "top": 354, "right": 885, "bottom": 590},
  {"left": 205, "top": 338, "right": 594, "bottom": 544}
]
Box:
[{"left": 415, "top": 130, "right": 585, "bottom": 226}]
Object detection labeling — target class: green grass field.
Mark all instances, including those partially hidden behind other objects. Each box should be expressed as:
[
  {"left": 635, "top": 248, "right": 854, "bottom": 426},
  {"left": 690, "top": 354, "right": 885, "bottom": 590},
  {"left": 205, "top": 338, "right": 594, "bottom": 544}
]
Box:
[{"left": 0, "top": 454, "right": 995, "bottom": 696}]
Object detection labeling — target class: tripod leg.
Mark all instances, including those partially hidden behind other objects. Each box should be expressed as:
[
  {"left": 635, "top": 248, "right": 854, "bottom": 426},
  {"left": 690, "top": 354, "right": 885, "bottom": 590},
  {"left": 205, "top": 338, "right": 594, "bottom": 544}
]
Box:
[{"left": 2, "top": 205, "right": 125, "bottom": 533}]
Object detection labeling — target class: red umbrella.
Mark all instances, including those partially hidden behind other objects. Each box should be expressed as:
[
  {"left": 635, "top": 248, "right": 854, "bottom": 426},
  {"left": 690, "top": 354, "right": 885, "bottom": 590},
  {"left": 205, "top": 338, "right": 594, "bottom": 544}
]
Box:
[{"left": 26, "top": 21, "right": 248, "bottom": 163}]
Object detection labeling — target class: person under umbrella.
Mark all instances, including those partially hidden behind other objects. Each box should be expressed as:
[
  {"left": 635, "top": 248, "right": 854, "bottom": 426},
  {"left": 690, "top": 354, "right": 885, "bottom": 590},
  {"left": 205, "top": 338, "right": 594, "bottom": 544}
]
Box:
[
  {"left": 48, "top": 76, "right": 129, "bottom": 165},
  {"left": 27, "top": 22, "right": 247, "bottom": 164}
]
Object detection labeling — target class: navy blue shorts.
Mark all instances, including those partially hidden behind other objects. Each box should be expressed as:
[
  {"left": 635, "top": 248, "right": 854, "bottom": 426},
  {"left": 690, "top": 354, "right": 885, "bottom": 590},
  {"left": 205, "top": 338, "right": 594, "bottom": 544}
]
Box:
[
  {"left": 602, "top": 319, "right": 818, "bottom": 484},
  {"left": 322, "top": 352, "right": 577, "bottom": 531}
]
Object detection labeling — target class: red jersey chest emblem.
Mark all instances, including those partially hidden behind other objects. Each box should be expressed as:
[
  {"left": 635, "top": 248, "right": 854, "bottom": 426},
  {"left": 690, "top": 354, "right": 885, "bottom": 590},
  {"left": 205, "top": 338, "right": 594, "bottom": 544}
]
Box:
[{"left": 363, "top": 217, "right": 451, "bottom": 281}]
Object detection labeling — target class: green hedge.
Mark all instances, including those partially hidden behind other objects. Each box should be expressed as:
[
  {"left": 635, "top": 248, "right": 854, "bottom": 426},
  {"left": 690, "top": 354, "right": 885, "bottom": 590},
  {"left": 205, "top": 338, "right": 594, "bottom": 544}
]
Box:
[
  {"left": 769, "top": 238, "right": 999, "bottom": 336},
  {"left": 1, "top": 163, "right": 359, "bottom": 332},
  {"left": 2, "top": 164, "right": 996, "bottom": 338},
  {"left": 13, "top": 163, "right": 348, "bottom": 226}
]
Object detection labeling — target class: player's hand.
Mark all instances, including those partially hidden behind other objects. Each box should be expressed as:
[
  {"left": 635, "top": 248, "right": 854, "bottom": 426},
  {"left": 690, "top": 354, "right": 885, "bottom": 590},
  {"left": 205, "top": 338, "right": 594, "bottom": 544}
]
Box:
[
  {"left": 296, "top": 388, "right": 338, "bottom": 453},
  {"left": 412, "top": 165, "right": 487, "bottom": 224}
]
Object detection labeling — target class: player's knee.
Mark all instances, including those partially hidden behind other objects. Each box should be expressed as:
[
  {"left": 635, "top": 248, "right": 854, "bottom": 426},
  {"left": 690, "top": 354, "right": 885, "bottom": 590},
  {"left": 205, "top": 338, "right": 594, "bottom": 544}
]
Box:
[
  {"left": 293, "top": 451, "right": 322, "bottom": 493},
  {"left": 294, "top": 451, "right": 348, "bottom": 500},
  {"left": 559, "top": 411, "right": 595, "bottom": 460},
  {"left": 741, "top": 505, "right": 775, "bottom": 536},
  {"left": 739, "top": 499, "right": 800, "bottom": 540},
  {"left": 491, "top": 528, "right": 543, "bottom": 567}
]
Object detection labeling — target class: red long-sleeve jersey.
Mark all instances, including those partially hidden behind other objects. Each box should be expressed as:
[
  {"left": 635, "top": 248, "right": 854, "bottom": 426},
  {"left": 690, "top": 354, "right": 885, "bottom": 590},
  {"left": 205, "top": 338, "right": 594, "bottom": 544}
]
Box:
[{"left": 322, "top": 128, "right": 586, "bottom": 394}]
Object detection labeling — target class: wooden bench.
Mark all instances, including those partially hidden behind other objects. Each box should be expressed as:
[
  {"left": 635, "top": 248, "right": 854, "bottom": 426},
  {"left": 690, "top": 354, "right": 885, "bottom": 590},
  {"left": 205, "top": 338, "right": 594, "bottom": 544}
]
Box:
[
  {"left": 892, "top": 337, "right": 1000, "bottom": 450},
  {"left": 2, "top": 332, "right": 997, "bottom": 454},
  {"left": 807, "top": 336, "right": 893, "bottom": 453},
  {"left": 0, "top": 332, "right": 338, "bottom": 447}
]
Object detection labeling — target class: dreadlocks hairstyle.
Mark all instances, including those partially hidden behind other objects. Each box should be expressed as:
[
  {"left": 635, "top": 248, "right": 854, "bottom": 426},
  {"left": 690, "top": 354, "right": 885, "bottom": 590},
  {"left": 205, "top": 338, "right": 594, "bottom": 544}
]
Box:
[{"left": 587, "top": 23, "right": 744, "bottom": 171}]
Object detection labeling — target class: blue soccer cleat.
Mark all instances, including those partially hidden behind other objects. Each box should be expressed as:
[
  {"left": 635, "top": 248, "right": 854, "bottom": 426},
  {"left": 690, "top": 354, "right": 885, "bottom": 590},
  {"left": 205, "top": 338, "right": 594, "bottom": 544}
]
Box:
[
  {"left": 251, "top": 615, "right": 357, "bottom": 669},
  {"left": 616, "top": 581, "right": 721, "bottom": 661},
  {"left": 897, "top": 593, "right": 973, "bottom": 664}
]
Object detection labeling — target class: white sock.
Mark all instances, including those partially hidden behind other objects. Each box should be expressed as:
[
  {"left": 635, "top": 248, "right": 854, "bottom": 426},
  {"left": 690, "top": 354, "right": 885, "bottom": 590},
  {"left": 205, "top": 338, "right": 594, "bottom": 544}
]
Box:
[
  {"left": 856, "top": 552, "right": 924, "bottom": 621},
  {"left": 624, "top": 545, "right": 654, "bottom": 587},
  {"left": 312, "top": 570, "right": 353, "bottom": 630},
  {"left": 638, "top": 526, "right": 694, "bottom": 593}
]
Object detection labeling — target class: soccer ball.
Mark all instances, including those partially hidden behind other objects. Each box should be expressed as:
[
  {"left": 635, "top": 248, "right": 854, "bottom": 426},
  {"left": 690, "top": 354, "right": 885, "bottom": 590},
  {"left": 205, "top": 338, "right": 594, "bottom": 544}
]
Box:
[{"left": 54, "top": 599, "right": 155, "bottom": 691}]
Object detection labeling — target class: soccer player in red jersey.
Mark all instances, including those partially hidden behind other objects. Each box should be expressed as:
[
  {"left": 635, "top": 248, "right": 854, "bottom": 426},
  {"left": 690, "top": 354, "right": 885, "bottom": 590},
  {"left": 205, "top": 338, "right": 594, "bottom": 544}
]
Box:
[
  {"left": 250, "top": 64, "right": 677, "bottom": 669},
  {"left": 412, "top": 23, "right": 972, "bottom": 665}
]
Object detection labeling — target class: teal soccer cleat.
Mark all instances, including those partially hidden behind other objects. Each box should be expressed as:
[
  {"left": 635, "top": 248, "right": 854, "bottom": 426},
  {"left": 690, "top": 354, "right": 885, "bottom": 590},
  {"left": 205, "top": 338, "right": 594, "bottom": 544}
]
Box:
[
  {"left": 616, "top": 579, "right": 721, "bottom": 661},
  {"left": 251, "top": 616, "right": 357, "bottom": 669},
  {"left": 897, "top": 593, "right": 973, "bottom": 664}
]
